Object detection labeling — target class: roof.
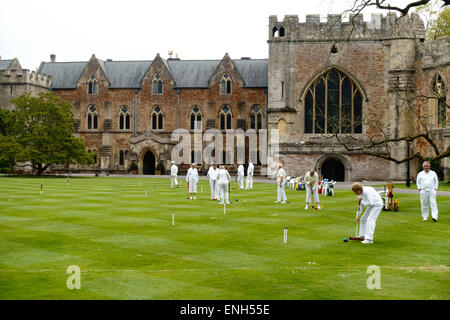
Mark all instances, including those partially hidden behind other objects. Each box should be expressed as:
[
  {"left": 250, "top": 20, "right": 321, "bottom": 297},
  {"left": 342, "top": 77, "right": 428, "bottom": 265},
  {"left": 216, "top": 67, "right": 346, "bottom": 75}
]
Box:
[
  {"left": 104, "top": 60, "right": 152, "bottom": 88},
  {"left": 39, "top": 62, "right": 87, "bottom": 89},
  {"left": 39, "top": 57, "right": 268, "bottom": 90},
  {"left": 0, "top": 59, "right": 14, "bottom": 70}
]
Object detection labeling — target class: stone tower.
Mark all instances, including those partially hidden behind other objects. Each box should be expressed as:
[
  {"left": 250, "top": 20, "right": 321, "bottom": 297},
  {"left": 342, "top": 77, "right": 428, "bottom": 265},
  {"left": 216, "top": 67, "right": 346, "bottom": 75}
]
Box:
[{"left": 267, "top": 13, "right": 427, "bottom": 181}]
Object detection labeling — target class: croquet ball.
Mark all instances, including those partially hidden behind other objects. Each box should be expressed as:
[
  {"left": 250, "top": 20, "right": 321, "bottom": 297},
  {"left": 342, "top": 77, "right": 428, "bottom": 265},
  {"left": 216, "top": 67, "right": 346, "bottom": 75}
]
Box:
[
  {"left": 243, "top": 200, "right": 247, "bottom": 204},
  {"left": 343, "top": 238, "right": 348, "bottom": 242}
]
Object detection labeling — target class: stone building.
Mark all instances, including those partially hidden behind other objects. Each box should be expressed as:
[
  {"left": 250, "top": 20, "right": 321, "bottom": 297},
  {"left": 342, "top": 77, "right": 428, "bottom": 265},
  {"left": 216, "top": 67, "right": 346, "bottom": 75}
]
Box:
[
  {"left": 268, "top": 13, "right": 449, "bottom": 181},
  {"left": 4, "top": 12, "right": 448, "bottom": 180},
  {"left": 38, "top": 53, "right": 267, "bottom": 174},
  {"left": 0, "top": 57, "right": 51, "bottom": 110}
]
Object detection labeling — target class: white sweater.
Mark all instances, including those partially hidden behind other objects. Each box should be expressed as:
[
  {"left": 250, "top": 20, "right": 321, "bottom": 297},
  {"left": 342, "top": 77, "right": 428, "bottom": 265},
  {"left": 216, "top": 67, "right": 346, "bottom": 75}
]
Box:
[{"left": 417, "top": 170, "right": 439, "bottom": 191}]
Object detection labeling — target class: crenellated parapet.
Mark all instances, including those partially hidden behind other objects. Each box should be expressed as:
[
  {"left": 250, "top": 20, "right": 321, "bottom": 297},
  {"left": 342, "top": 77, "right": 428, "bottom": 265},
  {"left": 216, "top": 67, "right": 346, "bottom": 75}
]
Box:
[
  {"left": 0, "top": 68, "right": 52, "bottom": 89},
  {"left": 269, "top": 13, "right": 425, "bottom": 42}
]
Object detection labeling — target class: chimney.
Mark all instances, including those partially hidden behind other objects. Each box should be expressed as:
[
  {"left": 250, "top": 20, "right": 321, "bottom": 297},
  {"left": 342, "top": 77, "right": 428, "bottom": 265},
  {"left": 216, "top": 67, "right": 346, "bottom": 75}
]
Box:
[{"left": 50, "top": 54, "right": 56, "bottom": 63}]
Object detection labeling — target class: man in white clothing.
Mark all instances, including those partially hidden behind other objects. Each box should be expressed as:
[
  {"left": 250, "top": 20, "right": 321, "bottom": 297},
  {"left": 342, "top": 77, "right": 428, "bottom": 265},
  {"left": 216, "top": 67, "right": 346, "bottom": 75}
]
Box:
[
  {"left": 186, "top": 163, "right": 199, "bottom": 200},
  {"left": 170, "top": 161, "right": 178, "bottom": 188},
  {"left": 207, "top": 163, "right": 219, "bottom": 200},
  {"left": 237, "top": 163, "right": 245, "bottom": 189},
  {"left": 304, "top": 168, "right": 321, "bottom": 210},
  {"left": 275, "top": 163, "right": 288, "bottom": 204},
  {"left": 352, "top": 182, "right": 384, "bottom": 244},
  {"left": 417, "top": 161, "right": 439, "bottom": 222},
  {"left": 217, "top": 165, "right": 231, "bottom": 204},
  {"left": 245, "top": 161, "right": 254, "bottom": 190}
]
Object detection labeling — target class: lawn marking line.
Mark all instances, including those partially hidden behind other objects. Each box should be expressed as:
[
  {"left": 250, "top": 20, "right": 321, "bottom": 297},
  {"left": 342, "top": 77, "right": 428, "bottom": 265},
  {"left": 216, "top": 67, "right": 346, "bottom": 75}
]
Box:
[{"left": 1, "top": 265, "right": 448, "bottom": 273}]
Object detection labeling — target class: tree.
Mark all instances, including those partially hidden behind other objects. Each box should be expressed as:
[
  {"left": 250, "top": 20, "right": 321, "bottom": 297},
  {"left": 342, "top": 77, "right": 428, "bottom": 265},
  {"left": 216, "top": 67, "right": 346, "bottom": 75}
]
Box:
[
  {"left": 9, "top": 92, "right": 93, "bottom": 175},
  {"left": 0, "top": 109, "right": 20, "bottom": 172}
]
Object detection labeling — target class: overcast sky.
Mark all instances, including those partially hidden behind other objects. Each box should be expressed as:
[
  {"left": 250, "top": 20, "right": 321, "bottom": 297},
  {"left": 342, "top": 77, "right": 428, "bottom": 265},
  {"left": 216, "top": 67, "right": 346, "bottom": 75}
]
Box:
[{"left": 0, "top": 0, "right": 441, "bottom": 71}]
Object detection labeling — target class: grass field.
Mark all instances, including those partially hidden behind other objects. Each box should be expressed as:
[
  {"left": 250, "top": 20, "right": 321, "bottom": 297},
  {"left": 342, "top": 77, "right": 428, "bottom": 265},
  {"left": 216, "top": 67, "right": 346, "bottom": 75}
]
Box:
[
  {"left": 370, "top": 182, "right": 450, "bottom": 192},
  {"left": 0, "top": 176, "right": 449, "bottom": 300}
]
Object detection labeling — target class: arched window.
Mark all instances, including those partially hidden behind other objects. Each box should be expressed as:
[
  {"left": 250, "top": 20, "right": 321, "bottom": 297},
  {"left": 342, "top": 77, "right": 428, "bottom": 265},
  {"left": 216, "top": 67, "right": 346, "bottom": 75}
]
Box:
[
  {"left": 152, "top": 74, "right": 163, "bottom": 95},
  {"left": 434, "top": 74, "right": 447, "bottom": 128},
  {"left": 277, "top": 118, "right": 286, "bottom": 136},
  {"left": 304, "top": 68, "right": 363, "bottom": 134},
  {"left": 87, "top": 105, "right": 98, "bottom": 130},
  {"left": 119, "top": 106, "right": 131, "bottom": 130},
  {"left": 151, "top": 106, "right": 163, "bottom": 130},
  {"left": 221, "top": 73, "right": 231, "bottom": 95},
  {"left": 119, "top": 150, "right": 124, "bottom": 166},
  {"left": 279, "top": 27, "right": 285, "bottom": 37},
  {"left": 88, "top": 75, "right": 98, "bottom": 95},
  {"left": 190, "top": 106, "right": 202, "bottom": 130},
  {"left": 250, "top": 105, "right": 262, "bottom": 130},
  {"left": 219, "top": 105, "right": 232, "bottom": 130}
]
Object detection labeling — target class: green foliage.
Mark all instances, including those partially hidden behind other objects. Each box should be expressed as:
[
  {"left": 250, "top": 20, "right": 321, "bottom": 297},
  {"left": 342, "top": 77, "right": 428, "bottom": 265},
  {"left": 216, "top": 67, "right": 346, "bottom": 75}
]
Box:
[
  {"left": 0, "top": 109, "right": 20, "bottom": 171},
  {"left": 129, "top": 161, "right": 138, "bottom": 171},
  {"left": 417, "top": 1, "right": 450, "bottom": 39},
  {"left": 427, "top": 6, "right": 450, "bottom": 39},
  {"left": 417, "top": 158, "right": 444, "bottom": 180},
  {"left": 156, "top": 161, "right": 165, "bottom": 174},
  {"left": 9, "top": 92, "right": 93, "bottom": 175}
]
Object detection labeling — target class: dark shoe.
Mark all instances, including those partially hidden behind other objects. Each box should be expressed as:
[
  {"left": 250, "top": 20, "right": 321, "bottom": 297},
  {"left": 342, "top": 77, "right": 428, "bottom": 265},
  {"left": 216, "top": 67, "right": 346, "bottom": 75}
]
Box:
[{"left": 432, "top": 218, "right": 437, "bottom": 222}]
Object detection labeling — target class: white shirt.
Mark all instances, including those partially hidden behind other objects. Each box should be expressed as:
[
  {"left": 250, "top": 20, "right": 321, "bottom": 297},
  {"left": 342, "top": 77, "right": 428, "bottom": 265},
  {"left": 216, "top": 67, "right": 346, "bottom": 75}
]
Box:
[
  {"left": 304, "top": 171, "right": 318, "bottom": 188},
  {"left": 276, "top": 168, "right": 286, "bottom": 184},
  {"left": 417, "top": 170, "right": 439, "bottom": 191},
  {"left": 247, "top": 163, "right": 254, "bottom": 176},
  {"left": 186, "top": 168, "right": 198, "bottom": 183},
  {"left": 237, "top": 165, "right": 244, "bottom": 176},
  {"left": 217, "top": 168, "right": 231, "bottom": 184},
  {"left": 358, "top": 186, "right": 383, "bottom": 213},
  {"left": 170, "top": 164, "right": 178, "bottom": 175},
  {"left": 207, "top": 166, "right": 219, "bottom": 180}
]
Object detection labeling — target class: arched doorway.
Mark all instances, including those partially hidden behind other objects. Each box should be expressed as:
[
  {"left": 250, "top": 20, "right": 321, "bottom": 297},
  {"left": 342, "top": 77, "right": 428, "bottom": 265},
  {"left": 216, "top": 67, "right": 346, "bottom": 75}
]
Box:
[
  {"left": 143, "top": 151, "right": 156, "bottom": 175},
  {"left": 321, "top": 157, "right": 345, "bottom": 181}
]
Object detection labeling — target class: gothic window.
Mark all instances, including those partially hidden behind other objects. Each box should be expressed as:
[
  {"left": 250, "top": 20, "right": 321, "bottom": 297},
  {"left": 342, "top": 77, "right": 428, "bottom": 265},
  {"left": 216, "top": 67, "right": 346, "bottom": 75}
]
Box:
[
  {"left": 219, "top": 105, "right": 232, "bottom": 130},
  {"left": 277, "top": 118, "right": 286, "bottom": 136},
  {"left": 190, "top": 106, "right": 202, "bottom": 130},
  {"left": 119, "top": 106, "right": 131, "bottom": 130},
  {"left": 119, "top": 150, "right": 124, "bottom": 166},
  {"left": 88, "top": 75, "right": 98, "bottom": 95},
  {"left": 279, "top": 27, "right": 285, "bottom": 37},
  {"left": 87, "top": 105, "right": 98, "bottom": 130},
  {"left": 221, "top": 73, "right": 231, "bottom": 95},
  {"left": 250, "top": 105, "right": 262, "bottom": 130},
  {"left": 152, "top": 74, "right": 163, "bottom": 95},
  {"left": 304, "top": 68, "right": 363, "bottom": 134},
  {"left": 434, "top": 74, "right": 447, "bottom": 128},
  {"left": 151, "top": 106, "right": 163, "bottom": 130}
]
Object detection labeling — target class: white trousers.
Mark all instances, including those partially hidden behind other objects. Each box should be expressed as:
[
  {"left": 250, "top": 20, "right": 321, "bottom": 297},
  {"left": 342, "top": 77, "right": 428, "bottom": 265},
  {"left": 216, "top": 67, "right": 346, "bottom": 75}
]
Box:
[
  {"left": 277, "top": 181, "right": 287, "bottom": 202},
  {"left": 420, "top": 189, "right": 438, "bottom": 220},
  {"left": 188, "top": 179, "right": 197, "bottom": 193},
  {"left": 306, "top": 185, "right": 319, "bottom": 204},
  {"left": 359, "top": 204, "right": 383, "bottom": 241},
  {"left": 209, "top": 179, "right": 218, "bottom": 199},
  {"left": 237, "top": 174, "right": 244, "bottom": 189},
  {"left": 246, "top": 175, "right": 253, "bottom": 189},
  {"left": 218, "top": 183, "right": 230, "bottom": 204},
  {"left": 171, "top": 174, "right": 178, "bottom": 187}
]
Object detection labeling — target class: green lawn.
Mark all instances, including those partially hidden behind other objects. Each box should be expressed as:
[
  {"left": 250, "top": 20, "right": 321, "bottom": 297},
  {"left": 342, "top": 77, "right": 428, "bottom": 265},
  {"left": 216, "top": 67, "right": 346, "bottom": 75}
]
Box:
[
  {"left": 0, "top": 176, "right": 448, "bottom": 300},
  {"left": 371, "top": 181, "right": 450, "bottom": 192}
]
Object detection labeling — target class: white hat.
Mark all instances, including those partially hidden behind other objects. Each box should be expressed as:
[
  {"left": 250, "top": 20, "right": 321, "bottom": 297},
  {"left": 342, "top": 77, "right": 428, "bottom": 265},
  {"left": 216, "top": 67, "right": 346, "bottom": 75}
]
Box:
[{"left": 171, "top": 160, "right": 175, "bottom": 164}]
